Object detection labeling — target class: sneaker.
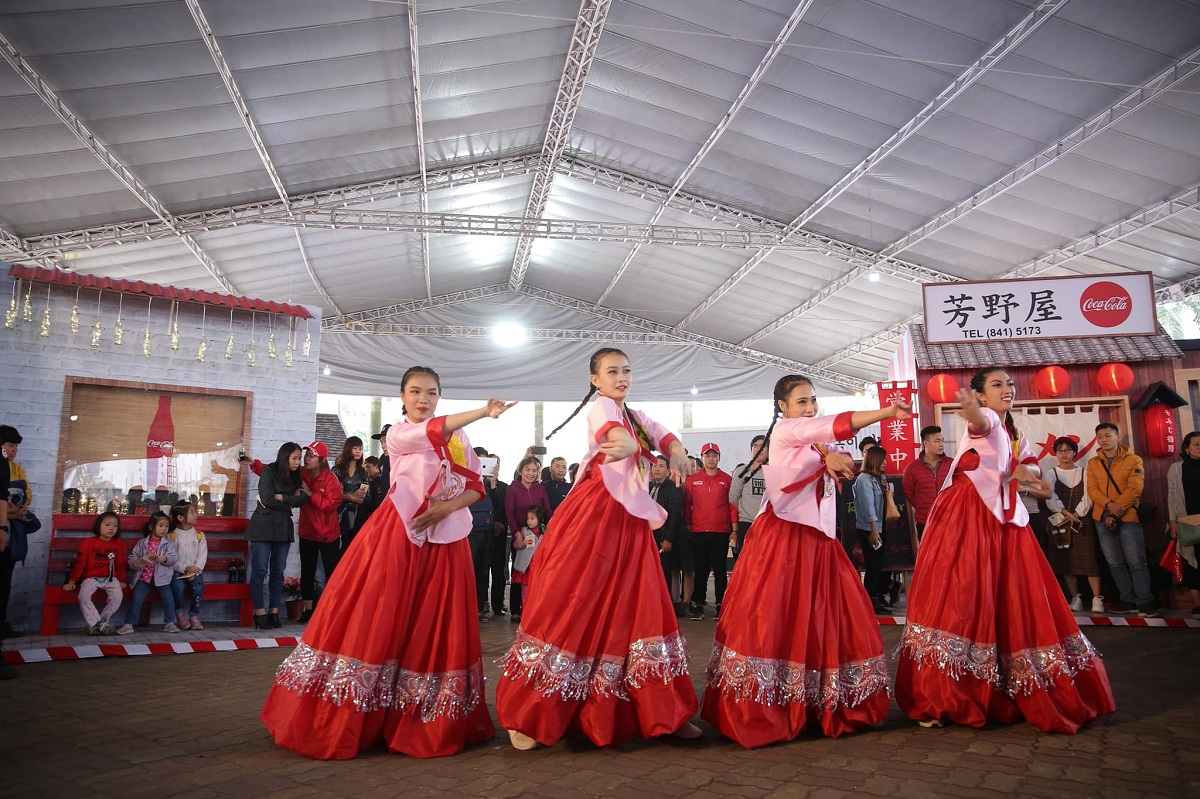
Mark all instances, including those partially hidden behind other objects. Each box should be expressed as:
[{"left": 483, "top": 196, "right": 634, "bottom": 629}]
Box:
[
  {"left": 478, "top": 612, "right": 491, "bottom": 624},
  {"left": 189, "top": 617, "right": 204, "bottom": 630},
  {"left": 689, "top": 603, "right": 704, "bottom": 621},
  {"left": 116, "top": 624, "right": 135, "bottom": 635},
  {"left": 176, "top": 612, "right": 190, "bottom": 630},
  {"left": 163, "top": 623, "right": 180, "bottom": 633},
  {"left": 1137, "top": 604, "right": 1159, "bottom": 618},
  {"left": 1109, "top": 601, "right": 1136, "bottom": 614},
  {"left": 1091, "top": 596, "right": 1106, "bottom": 614},
  {"left": 95, "top": 622, "right": 114, "bottom": 636},
  {"left": 1068, "top": 594, "right": 1083, "bottom": 612},
  {"left": 89, "top": 622, "right": 106, "bottom": 636}
]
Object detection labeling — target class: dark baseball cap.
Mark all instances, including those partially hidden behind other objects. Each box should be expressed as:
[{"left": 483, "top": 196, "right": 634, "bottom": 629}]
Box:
[{"left": 371, "top": 424, "right": 392, "bottom": 441}]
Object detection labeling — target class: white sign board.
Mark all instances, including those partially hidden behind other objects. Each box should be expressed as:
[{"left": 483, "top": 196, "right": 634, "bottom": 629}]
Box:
[{"left": 922, "top": 272, "right": 1157, "bottom": 345}]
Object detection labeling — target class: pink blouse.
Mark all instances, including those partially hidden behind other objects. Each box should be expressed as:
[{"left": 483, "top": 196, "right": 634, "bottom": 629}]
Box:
[
  {"left": 386, "top": 415, "right": 485, "bottom": 546},
  {"left": 761, "top": 411, "right": 854, "bottom": 539},
  {"left": 941, "top": 407, "right": 1041, "bottom": 526},
  {"left": 579, "top": 396, "right": 680, "bottom": 530}
]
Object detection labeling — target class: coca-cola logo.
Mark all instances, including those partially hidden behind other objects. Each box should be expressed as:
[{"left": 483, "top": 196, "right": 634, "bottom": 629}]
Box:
[
  {"left": 146, "top": 440, "right": 175, "bottom": 450},
  {"left": 1079, "top": 281, "right": 1132, "bottom": 328}
]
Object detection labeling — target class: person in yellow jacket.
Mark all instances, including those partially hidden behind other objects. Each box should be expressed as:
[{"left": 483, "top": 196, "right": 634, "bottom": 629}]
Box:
[{"left": 1085, "top": 422, "right": 1155, "bottom": 617}]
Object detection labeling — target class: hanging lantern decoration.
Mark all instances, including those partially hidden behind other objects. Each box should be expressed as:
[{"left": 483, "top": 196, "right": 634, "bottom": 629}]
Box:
[
  {"left": 926, "top": 373, "right": 959, "bottom": 403},
  {"left": 90, "top": 292, "right": 103, "bottom": 348},
  {"left": 267, "top": 315, "right": 277, "bottom": 359},
  {"left": 284, "top": 316, "right": 295, "bottom": 367},
  {"left": 247, "top": 312, "right": 257, "bottom": 367},
  {"left": 170, "top": 301, "right": 180, "bottom": 350},
  {"left": 196, "top": 306, "right": 207, "bottom": 362},
  {"left": 142, "top": 297, "right": 152, "bottom": 357},
  {"left": 70, "top": 287, "right": 81, "bottom": 334},
  {"left": 1034, "top": 365, "right": 1070, "bottom": 397},
  {"left": 1097, "top": 362, "right": 1134, "bottom": 393},
  {"left": 1143, "top": 403, "right": 1178, "bottom": 459},
  {"left": 39, "top": 284, "right": 51, "bottom": 337},
  {"left": 21, "top": 281, "right": 33, "bottom": 322},
  {"left": 113, "top": 294, "right": 124, "bottom": 345},
  {"left": 4, "top": 281, "right": 16, "bottom": 330}
]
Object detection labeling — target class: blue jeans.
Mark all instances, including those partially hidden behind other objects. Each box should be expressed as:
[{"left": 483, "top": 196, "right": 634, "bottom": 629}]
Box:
[
  {"left": 171, "top": 573, "right": 205, "bottom": 616},
  {"left": 123, "top": 579, "right": 176, "bottom": 626},
  {"left": 1096, "top": 521, "right": 1153, "bottom": 606},
  {"left": 249, "top": 541, "right": 291, "bottom": 611}
]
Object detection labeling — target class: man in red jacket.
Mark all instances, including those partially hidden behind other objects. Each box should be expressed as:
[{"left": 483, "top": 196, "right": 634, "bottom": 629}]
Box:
[
  {"left": 684, "top": 443, "right": 737, "bottom": 621},
  {"left": 901, "top": 425, "right": 951, "bottom": 542}
]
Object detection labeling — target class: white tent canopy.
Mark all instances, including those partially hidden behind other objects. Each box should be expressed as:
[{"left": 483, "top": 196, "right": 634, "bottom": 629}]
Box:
[{"left": 1, "top": 0, "right": 1198, "bottom": 398}]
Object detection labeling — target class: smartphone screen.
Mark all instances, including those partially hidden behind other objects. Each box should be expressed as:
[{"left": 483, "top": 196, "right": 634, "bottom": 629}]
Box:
[
  {"left": 530, "top": 445, "right": 547, "bottom": 455},
  {"left": 478, "top": 456, "right": 498, "bottom": 478}
]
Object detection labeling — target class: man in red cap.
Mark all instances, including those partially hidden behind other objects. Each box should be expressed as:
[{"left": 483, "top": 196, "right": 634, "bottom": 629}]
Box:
[
  {"left": 683, "top": 442, "right": 736, "bottom": 621},
  {"left": 296, "top": 441, "right": 341, "bottom": 622}
]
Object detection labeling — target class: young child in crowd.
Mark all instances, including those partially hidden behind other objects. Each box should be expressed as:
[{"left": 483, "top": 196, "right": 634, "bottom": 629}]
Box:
[
  {"left": 169, "top": 501, "right": 207, "bottom": 630},
  {"left": 62, "top": 511, "right": 127, "bottom": 635},
  {"left": 509, "top": 505, "right": 547, "bottom": 621},
  {"left": 117, "top": 512, "right": 179, "bottom": 634}
]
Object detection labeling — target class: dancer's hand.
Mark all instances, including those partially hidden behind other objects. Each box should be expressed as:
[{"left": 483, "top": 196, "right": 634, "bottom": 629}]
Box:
[
  {"left": 1012, "top": 464, "right": 1039, "bottom": 485},
  {"left": 824, "top": 451, "right": 856, "bottom": 480},
  {"left": 484, "top": 398, "right": 518, "bottom": 418},
  {"left": 669, "top": 444, "right": 693, "bottom": 486},
  {"left": 889, "top": 400, "right": 913, "bottom": 420},
  {"left": 411, "top": 495, "right": 453, "bottom": 532}
]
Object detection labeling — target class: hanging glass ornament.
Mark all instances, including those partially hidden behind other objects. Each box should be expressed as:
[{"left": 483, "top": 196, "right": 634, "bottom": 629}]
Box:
[
  {"left": 90, "top": 320, "right": 102, "bottom": 348},
  {"left": 142, "top": 327, "right": 152, "bottom": 357},
  {"left": 224, "top": 310, "right": 234, "bottom": 359},
  {"left": 284, "top": 340, "right": 294, "bottom": 368},
  {"left": 196, "top": 305, "right": 207, "bottom": 361},
  {"left": 4, "top": 297, "right": 15, "bottom": 330},
  {"left": 113, "top": 295, "right": 124, "bottom": 345},
  {"left": 39, "top": 284, "right": 51, "bottom": 337},
  {"left": 70, "top": 288, "right": 81, "bottom": 334},
  {"left": 247, "top": 341, "right": 256, "bottom": 367},
  {"left": 196, "top": 339, "right": 207, "bottom": 362},
  {"left": 21, "top": 282, "right": 33, "bottom": 322},
  {"left": 268, "top": 330, "right": 277, "bottom": 359},
  {"left": 302, "top": 320, "right": 311, "bottom": 357},
  {"left": 169, "top": 301, "right": 180, "bottom": 350}
]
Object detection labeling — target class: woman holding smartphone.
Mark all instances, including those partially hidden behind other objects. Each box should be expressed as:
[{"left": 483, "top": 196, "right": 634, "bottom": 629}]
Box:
[{"left": 852, "top": 446, "right": 889, "bottom": 615}]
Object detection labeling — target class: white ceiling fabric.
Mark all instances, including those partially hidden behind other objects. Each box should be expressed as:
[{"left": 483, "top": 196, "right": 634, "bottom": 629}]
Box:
[{"left": 0, "top": 0, "right": 1197, "bottom": 397}]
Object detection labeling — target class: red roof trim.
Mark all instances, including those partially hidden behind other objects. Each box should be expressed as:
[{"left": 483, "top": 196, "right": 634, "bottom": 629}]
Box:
[{"left": 6, "top": 265, "right": 313, "bottom": 319}]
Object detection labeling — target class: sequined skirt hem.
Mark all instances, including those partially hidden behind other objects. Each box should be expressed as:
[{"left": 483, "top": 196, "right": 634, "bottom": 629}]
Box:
[
  {"left": 273, "top": 642, "right": 486, "bottom": 722},
  {"left": 498, "top": 629, "right": 690, "bottom": 702},
  {"left": 705, "top": 641, "right": 890, "bottom": 710}
]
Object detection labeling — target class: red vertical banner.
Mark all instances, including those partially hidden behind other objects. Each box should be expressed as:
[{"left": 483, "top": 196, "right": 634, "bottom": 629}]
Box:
[{"left": 877, "top": 381, "right": 918, "bottom": 474}]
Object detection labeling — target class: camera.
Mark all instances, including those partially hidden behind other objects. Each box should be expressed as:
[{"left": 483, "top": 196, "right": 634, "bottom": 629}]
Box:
[{"left": 238, "top": 450, "right": 249, "bottom": 463}]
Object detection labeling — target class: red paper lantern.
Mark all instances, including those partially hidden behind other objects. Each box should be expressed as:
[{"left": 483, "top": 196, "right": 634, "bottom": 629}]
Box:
[
  {"left": 1034, "top": 365, "right": 1070, "bottom": 397},
  {"left": 926, "top": 373, "right": 959, "bottom": 403},
  {"left": 1097, "top": 362, "right": 1134, "bottom": 393},
  {"left": 1144, "top": 402, "right": 1178, "bottom": 458}
]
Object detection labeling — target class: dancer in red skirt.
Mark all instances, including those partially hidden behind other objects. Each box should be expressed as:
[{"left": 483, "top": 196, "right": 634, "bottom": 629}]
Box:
[
  {"left": 895, "top": 367, "right": 1115, "bottom": 733},
  {"left": 261, "top": 366, "right": 516, "bottom": 759},
  {"left": 702, "top": 374, "right": 909, "bottom": 746},
  {"left": 496, "top": 348, "right": 702, "bottom": 749}
]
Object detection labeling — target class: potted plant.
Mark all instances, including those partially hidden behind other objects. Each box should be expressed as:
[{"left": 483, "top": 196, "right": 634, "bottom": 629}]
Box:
[{"left": 282, "top": 576, "right": 303, "bottom": 620}]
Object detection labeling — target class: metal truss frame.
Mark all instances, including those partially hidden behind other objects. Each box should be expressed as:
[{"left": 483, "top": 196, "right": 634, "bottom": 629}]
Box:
[
  {"left": 407, "top": 0, "right": 432, "bottom": 300},
  {"left": 0, "top": 29, "right": 236, "bottom": 292},
  {"left": 673, "top": 0, "right": 1065, "bottom": 329},
  {"left": 594, "top": 0, "right": 815, "bottom": 306},
  {"left": 321, "top": 284, "right": 512, "bottom": 330},
  {"left": 183, "top": 0, "right": 341, "bottom": 316},
  {"left": 881, "top": 44, "right": 1200, "bottom": 259},
  {"left": 517, "top": 285, "right": 864, "bottom": 391},
  {"left": 326, "top": 324, "right": 685, "bottom": 343},
  {"left": 508, "top": 0, "right": 611, "bottom": 289}
]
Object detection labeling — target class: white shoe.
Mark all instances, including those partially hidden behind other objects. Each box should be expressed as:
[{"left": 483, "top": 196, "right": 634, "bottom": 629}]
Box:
[
  {"left": 507, "top": 729, "right": 539, "bottom": 750},
  {"left": 1069, "top": 594, "right": 1083, "bottom": 612},
  {"left": 671, "top": 721, "right": 703, "bottom": 739},
  {"left": 1091, "top": 596, "right": 1105, "bottom": 614},
  {"left": 918, "top": 718, "right": 946, "bottom": 728}
]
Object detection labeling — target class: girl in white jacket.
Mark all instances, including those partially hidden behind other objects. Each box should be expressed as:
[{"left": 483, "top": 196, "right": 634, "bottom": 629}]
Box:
[{"left": 169, "top": 501, "right": 208, "bottom": 630}]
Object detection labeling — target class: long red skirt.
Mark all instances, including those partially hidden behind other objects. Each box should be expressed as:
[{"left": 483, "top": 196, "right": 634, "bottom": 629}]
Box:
[
  {"left": 495, "top": 471, "right": 698, "bottom": 746},
  {"left": 260, "top": 502, "right": 495, "bottom": 759},
  {"left": 701, "top": 508, "right": 890, "bottom": 746},
  {"left": 895, "top": 472, "right": 1116, "bottom": 733}
]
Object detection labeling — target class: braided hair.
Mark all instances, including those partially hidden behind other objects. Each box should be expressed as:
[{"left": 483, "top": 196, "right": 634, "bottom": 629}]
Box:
[
  {"left": 755, "top": 375, "right": 815, "bottom": 460},
  {"left": 546, "top": 348, "right": 654, "bottom": 454},
  {"left": 969, "top": 367, "right": 1018, "bottom": 442}
]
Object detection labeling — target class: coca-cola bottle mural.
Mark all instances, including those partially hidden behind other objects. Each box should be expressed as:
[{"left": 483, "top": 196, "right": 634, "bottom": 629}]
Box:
[{"left": 146, "top": 395, "right": 177, "bottom": 492}]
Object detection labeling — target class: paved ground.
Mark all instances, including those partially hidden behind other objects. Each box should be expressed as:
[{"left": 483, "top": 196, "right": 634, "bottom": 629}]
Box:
[{"left": 4, "top": 616, "right": 1197, "bottom": 799}]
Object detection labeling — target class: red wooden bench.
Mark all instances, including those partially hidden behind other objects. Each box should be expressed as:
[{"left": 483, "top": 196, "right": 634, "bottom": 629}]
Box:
[{"left": 42, "top": 514, "right": 254, "bottom": 635}]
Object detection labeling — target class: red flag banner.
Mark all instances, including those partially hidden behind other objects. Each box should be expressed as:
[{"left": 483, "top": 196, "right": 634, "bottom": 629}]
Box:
[{"left": 877, "top": 381, "right": 918, "bottom": 475}]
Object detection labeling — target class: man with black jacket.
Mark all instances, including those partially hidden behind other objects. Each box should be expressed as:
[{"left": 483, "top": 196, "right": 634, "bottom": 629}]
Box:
[
  {"left": 467, "top": 451, "right": 495, "bottom": 624},
  {"left": 649, "top": 455, "right": 684, "bottom": 610},
  {"left": 543, "top": 456, "right": 571, "bottom": 510},
  {"left": 486, "top": 453, "right": 510, "bottom": 617}
]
